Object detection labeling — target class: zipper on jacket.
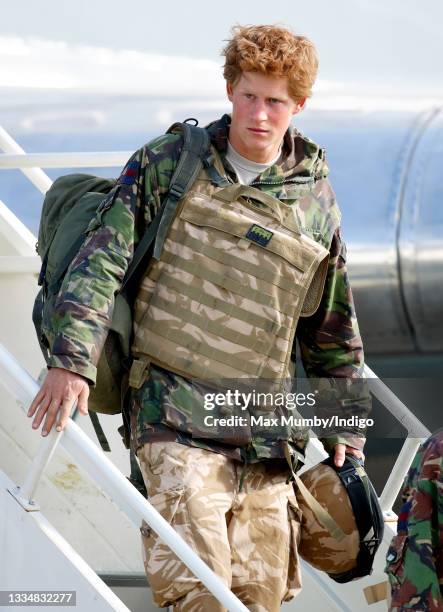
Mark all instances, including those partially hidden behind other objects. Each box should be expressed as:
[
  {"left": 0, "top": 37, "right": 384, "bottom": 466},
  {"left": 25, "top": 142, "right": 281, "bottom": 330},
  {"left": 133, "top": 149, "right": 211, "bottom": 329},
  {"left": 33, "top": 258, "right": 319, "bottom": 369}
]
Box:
[{"left": 250, "top": 176, "right": 314, "bottom": 187}]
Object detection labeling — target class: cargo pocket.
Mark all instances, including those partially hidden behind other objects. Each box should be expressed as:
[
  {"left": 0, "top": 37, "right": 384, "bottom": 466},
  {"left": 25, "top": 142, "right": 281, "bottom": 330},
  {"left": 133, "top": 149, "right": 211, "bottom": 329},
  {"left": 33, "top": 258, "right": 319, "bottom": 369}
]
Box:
[
  {"left": 283, "top": 493, "right": 303, "bottom": 602},
  {"left": 385, "top": 534, "right": 408, "bottom": 589},
  {"left": 140, "top": 486, "right": 191, "bottom": 606},
  {"left": 140, "top": 486, "right": 185, "bottom": 574}
]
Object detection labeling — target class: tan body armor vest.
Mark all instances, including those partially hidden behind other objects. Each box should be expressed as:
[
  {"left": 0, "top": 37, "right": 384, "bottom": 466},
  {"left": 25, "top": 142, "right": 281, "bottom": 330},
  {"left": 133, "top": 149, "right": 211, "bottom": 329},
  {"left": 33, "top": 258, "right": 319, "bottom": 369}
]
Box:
[{"left": 130, "top": 155, "right": 329, "bottom": 388}]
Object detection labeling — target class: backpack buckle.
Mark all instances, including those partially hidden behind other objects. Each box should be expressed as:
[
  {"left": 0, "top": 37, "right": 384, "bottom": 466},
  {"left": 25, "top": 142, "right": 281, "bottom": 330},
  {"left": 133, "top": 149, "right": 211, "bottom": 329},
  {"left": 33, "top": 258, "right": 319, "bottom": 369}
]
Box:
[{"left": 168, "top": 184, "right": 185, "bottom": 200}]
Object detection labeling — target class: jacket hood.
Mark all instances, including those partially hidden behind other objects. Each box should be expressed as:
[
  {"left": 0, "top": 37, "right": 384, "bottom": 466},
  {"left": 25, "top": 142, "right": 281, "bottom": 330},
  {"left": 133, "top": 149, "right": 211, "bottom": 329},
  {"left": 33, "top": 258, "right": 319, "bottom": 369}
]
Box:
[{"left": 205, "top": 114, "right": 329, "bottom": 184}]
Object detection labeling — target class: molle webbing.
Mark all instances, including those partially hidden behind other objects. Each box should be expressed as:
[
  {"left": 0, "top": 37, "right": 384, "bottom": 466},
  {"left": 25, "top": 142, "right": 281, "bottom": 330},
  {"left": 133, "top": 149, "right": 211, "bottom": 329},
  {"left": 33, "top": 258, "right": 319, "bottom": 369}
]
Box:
[
  {"left": 135, "top": 273, "right": 292, "bottom": 340},
  {"left": 131, "top": 166, "right": 329, "bottom": 385}
]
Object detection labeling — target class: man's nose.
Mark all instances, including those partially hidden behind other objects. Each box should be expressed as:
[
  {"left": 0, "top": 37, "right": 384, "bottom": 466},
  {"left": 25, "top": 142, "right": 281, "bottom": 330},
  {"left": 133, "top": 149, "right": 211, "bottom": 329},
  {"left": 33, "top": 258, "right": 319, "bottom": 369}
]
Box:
[{"left": 251, "top": 100, "right": 268, "bottom": 121}]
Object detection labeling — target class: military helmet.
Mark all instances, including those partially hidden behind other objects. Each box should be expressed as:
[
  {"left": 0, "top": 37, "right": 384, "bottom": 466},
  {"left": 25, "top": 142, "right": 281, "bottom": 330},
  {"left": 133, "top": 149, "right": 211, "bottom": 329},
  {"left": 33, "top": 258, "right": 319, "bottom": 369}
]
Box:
[{"left": 296, "top": 455, "right": 384, "bottom": 583}]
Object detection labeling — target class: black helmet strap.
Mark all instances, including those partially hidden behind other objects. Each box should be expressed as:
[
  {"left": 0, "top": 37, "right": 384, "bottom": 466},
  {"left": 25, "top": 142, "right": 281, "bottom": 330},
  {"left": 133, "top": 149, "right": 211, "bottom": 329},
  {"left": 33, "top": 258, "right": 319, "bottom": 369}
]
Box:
[{"left": 323, "top": 456, "right": 385, "bottom": 583}]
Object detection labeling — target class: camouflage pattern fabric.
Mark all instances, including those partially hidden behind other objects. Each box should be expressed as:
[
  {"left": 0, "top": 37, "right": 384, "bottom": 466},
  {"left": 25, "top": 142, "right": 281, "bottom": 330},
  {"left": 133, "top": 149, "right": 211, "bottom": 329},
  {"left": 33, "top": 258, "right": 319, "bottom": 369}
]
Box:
[
  {"left": 46, "top": 114, "right": 370, "bottom": 459},
  {"left": 386, "top": 430, "right": 443, "bottom": 611},
  {"left": 296, "top": 462, "right": 360, "bottom": 575},
  {"left": 137, "top": 440, "right": 301, "bottom": 611}
]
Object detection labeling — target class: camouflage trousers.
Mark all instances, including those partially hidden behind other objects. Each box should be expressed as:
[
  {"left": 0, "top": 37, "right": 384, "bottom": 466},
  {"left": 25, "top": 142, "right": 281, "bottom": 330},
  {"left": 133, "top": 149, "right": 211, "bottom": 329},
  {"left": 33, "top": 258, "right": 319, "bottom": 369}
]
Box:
[{"left": 137, "top": 441, "right": 302, "bottom": 612}]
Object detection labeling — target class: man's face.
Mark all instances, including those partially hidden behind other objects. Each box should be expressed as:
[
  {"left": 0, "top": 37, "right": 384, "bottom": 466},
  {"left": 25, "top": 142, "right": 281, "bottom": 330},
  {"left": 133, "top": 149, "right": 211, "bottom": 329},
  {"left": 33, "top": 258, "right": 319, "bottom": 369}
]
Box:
[{"left": 226, "top": 71, "right": 305, "bottom": 164}]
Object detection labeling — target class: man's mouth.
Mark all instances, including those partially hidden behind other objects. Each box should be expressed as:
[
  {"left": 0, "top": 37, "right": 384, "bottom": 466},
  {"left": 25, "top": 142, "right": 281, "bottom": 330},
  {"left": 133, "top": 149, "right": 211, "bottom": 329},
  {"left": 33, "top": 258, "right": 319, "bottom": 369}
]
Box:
[{"left": 247, "top": 128, "right": 268, "bottom": 134}]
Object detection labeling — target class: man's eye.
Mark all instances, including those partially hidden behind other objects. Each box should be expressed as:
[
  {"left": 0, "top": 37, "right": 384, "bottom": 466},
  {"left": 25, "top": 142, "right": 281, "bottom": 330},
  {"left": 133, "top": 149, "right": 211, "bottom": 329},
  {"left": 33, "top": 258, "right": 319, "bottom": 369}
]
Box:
[
  {"left": 269, "top": 98, "right": 281, "bottom": 104},
  {"left": 245, "top": 93, "right": 254, "bottom": 99}
]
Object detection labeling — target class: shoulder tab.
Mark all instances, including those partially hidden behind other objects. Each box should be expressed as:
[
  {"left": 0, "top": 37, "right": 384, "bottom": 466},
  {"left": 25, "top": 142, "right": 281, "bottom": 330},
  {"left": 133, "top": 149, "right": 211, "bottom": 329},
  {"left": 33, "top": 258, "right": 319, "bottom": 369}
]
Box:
[
  {"left": 166, "top": 120, "right": 229, "bottom": 188},
  {"left": 166, "top": 121, "right": 210, "bottom": 163}
]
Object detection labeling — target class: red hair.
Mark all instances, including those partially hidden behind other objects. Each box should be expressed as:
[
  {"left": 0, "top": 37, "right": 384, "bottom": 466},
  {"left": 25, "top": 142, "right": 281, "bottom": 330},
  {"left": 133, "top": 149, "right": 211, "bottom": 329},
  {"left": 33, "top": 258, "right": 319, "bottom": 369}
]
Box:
[{"left": 222, "top": 25, "right": 319, "bottom": 102}]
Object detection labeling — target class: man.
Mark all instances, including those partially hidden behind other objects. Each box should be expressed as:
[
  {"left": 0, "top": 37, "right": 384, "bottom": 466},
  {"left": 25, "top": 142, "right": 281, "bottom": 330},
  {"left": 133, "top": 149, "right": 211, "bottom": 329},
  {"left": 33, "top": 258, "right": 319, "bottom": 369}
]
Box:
[
  {"left": 386, "top": 430, "right": 443, "bottom": 611},
  {"left": 28, "top": 25, "right": 369, "bottom": 611}
]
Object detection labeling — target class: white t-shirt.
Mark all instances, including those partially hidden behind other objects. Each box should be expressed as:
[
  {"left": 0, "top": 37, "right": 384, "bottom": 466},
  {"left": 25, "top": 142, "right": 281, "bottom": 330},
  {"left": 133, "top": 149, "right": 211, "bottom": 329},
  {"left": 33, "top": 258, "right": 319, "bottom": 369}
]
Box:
[{"left": 226, "top": 141, "right": 281, "bottom": 185}]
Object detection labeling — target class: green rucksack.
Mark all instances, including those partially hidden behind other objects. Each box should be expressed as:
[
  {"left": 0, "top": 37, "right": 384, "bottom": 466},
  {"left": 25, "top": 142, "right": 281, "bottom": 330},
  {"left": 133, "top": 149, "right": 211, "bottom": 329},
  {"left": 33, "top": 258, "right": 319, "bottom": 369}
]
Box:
[{"left": 32, "top": 121, "right": 220, "bottom": 419}]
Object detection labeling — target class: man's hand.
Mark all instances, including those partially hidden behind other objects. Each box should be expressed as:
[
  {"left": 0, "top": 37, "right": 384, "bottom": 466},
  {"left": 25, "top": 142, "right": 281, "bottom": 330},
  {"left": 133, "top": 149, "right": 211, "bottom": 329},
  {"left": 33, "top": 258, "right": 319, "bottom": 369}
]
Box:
[
  {"left": 333, "top": 443, "right": 365, "bottom": 468},
  {"left": 28, "top": 368, "right": 89, "bottom": 436}
]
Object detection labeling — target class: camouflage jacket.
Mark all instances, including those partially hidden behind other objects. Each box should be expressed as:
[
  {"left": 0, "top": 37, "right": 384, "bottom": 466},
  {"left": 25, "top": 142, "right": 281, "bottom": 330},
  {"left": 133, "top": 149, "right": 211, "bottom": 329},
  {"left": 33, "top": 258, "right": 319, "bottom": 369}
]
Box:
[
  {"left": 386, "top": 430, "right": 443, "bottom": 611},
  {"left": 47, "top": 114, "right": 370, "bottom": 461}
]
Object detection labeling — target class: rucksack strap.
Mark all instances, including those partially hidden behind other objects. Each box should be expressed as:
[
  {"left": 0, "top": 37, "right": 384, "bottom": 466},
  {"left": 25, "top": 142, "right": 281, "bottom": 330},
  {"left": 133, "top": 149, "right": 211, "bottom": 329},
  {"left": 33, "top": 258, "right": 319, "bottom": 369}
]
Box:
[
  {"left": 153, "top": 121, "right": 229, "bottom": 260},
  {"left": 122, "top": 121, "right": 225, "bottom": 293},
  {"left": 88, "top": 411, "right": 111, "bottom": 452},
  {"left": 153, "top": 122, "right": 209, "bottom": 261},
  {"left": 127, "top": 449, "right": 148, "bottom": 498},
  {"left": 120, "top": 202, "right": 164, "bottom": 292}
]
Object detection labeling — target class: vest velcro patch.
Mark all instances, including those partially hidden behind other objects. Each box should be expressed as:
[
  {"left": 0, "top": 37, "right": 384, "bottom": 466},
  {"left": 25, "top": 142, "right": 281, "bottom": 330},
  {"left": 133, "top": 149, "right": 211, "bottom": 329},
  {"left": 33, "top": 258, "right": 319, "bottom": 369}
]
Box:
[{"left": 246, "top": 224, "right": 273, "bottom": 247}]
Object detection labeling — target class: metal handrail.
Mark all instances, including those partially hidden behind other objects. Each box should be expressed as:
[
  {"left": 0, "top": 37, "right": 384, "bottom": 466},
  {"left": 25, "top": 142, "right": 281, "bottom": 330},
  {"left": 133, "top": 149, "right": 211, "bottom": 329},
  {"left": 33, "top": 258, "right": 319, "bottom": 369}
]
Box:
[
  {"left": 364, "top": 364, "right": 430, "bottom": 437},
  {"left": 0, "top": 152, "right": 133, "bottom": 170},
  {"left": 363, "top": 364, "right": 430, "bottom": 511},
  {"left": 0, "top": 256, "right": 40, "bottom": 274},
  {"left": 0, "top": 126, "right": 51, "bottom": 194},
  {"left": 0, "top": 342, "right": 248, "bottom": 612}
]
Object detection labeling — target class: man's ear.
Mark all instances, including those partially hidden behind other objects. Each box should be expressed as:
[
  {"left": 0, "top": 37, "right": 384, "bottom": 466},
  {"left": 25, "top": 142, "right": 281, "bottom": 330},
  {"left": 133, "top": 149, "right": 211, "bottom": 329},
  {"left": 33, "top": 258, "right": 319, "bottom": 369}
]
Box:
[
  {"left": 293, "top": 97, "right": 307, "bottom": 115},
  {"left": 226, "top": 81, "right": 233, "bottom": 102}
]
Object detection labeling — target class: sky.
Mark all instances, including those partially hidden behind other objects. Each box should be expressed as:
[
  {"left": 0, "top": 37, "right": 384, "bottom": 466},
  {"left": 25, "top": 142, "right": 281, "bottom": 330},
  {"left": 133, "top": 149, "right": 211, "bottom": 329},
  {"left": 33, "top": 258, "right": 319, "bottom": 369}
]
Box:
[
  {"left": 1, "top": 0, "right": 442, "bottom": 274},
  {"left": 0, "top": 0, "right": 442, "bottom": 138},
  {"left": 1, "top": 0, "right": 442, "bottom": 91}
]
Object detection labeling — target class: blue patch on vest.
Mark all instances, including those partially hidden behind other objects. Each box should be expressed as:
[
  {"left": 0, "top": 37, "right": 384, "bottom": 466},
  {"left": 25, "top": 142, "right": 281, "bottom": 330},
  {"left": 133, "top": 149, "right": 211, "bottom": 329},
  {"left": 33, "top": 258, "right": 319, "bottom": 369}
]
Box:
[{"left": 246, "top": 224, "right": 273, "bottom": 247}]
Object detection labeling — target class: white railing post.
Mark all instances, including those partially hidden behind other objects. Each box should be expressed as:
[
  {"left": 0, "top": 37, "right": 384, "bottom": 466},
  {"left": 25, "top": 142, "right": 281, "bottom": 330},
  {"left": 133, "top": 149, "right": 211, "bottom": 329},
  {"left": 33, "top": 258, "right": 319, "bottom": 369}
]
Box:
[
  {"left": 13, "top": 430, "right": 65, "bottom": 510},
  {"left": 364, "top": 364, "right": 430, "bottom": 514},
  {"left": 378, "top": 437, "right": 423, "bottom": 512},
  {"left": 0, "top": 151, "right": 133, "bottom": 170},
  {"left": 364, "top": 364, "right": 430, "bottom": 438},
  {"left": 0, "top": 342, "right": 248, "bottom": 612},
  {"left": 0, "top": 126, "right": 52, "bottom": 194},
  {"left": 0, "top": 342, "right": 64, "bottom": 508}
]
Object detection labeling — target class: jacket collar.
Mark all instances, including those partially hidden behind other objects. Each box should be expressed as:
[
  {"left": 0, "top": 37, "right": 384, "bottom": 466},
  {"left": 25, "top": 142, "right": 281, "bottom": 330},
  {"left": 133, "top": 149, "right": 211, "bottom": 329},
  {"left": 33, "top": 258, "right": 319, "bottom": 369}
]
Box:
[{"left": 205, "top": 114, "right": 329, "bottom": 185}]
